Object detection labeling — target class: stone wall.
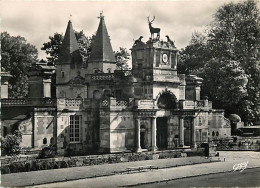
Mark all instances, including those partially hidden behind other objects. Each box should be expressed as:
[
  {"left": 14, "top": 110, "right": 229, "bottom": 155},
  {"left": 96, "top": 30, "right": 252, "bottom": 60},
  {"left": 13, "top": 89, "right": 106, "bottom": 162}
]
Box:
[
  {"left": 99, "top": 111, "right": 135, "bottom": 153},
  {"left": 34, "top": 111, "right": 54, "bottom": 148}
]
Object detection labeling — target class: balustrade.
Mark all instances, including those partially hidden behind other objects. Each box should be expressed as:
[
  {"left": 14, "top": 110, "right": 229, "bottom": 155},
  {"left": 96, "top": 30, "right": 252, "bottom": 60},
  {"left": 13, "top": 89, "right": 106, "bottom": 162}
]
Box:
[
  {"left": 1, "top": 98, "right": 56, "bottom": 107},
  {"left": 101, "top": 98, "right": 128, "bottom": 109},
  {"left": 65, "top": 99, "right": 82, "bottom": 107},
  {"left": 180, "top": 100, "right": 213, "bottom": 110}
]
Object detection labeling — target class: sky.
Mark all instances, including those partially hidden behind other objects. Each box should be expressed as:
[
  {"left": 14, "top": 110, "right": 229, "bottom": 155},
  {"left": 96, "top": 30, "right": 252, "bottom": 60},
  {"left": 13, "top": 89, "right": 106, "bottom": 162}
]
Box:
[{"left": 0, "top": 0, "right": 243, "bottom": 60}]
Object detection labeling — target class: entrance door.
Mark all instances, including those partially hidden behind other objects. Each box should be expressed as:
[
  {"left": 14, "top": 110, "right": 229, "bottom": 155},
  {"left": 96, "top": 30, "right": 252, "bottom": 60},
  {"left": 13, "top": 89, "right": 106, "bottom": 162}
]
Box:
[
  {"left": 184, "top": 118, "right": 191, "bottom": 146},
  {"left": 140, "top": 131, "right": 145, "bottom": 149},
  {"left": 156, "top": 117, "right": 168, "bottom": 149}
]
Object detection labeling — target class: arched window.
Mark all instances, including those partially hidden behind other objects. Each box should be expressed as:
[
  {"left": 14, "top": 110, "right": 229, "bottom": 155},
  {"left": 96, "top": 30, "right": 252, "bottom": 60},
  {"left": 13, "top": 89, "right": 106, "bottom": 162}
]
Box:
[
  {"left": 212, "top": 131, "right": 215, "bottom": 137},
  {"left": 107, "top": 68, "right": 111, "bottom": 73},
  {"left": 216, "top": 131, "right": 219, "bottom": 137},
  {"left": 43, "top": 138, "right": 47, "bottom": 144}
]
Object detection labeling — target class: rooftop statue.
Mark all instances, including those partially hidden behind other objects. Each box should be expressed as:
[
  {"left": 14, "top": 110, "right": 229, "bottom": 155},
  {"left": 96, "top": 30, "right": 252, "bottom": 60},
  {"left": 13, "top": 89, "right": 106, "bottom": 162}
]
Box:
[
  {"left": 134, "top": 36, "right": 143, "bottom": 45},
  {"left": 147, "top": 16, "right": 160, "bottom": 40},
  {"left": 166, "top": 35, "right": 175, "bottom": 47}
]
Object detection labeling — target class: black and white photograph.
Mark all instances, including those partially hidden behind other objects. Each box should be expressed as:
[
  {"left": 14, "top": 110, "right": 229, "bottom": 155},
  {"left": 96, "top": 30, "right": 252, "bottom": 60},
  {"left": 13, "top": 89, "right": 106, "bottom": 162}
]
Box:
[{"left": 0, "top": 0, "right": 260, "bottom": 187}]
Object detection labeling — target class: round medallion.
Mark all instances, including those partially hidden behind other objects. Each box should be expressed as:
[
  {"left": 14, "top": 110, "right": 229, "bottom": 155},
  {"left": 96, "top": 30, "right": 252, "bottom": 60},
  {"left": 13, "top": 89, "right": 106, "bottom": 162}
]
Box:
[{"left": 162, "top": 54, "right": 168, "bottom": 63}]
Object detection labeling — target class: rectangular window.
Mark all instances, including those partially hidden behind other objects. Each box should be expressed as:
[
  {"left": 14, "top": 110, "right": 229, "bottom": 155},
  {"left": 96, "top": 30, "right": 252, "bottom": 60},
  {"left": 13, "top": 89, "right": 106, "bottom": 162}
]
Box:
[{"left": 69, "top": 115, "right": 81, "bottom": 143}]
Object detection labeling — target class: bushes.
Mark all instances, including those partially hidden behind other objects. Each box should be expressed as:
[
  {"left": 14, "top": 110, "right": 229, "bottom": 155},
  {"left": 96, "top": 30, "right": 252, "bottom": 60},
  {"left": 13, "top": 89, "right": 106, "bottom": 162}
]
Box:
[
  {"left": 1, "top": 165, "right": 11, "bottom": 174},
  {"left": 1, "top": 150, "right": 193, "bottom": 174},
  {"left": 37, "top": 146, "right": 57, "bottom": 159},
  {"left": 1, "top": 131, "right": 22, "bottom": 156}
]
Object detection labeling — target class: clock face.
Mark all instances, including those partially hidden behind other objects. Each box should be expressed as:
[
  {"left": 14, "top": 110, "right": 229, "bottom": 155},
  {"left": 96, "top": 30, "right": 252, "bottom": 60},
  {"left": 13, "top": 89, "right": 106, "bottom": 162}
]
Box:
[{"left": 162, "top": 53, "right": 168, "bottom": 64}]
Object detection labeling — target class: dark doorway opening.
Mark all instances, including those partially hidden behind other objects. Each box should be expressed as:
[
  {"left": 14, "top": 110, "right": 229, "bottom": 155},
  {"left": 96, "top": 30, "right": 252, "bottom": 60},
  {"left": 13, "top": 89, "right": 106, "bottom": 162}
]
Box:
[
  {"left": 184, "top": 118, "right": 191, "bottom": 146},
  {"left": 140, "top": 131, "right": 145, "bottom": 149},
  {"left": 156, "top": 117, "right": 168, "bottom": 149}
]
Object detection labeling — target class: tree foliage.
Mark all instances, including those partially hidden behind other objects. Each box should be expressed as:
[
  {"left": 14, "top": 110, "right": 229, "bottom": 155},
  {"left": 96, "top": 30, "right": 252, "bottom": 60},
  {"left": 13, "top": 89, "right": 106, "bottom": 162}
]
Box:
[
  {"left": 41, "top": 33, "right": 63, "bottom": 65},
  {"left": 1, "top": 131, "right": 22, "bottom": 156},
  {"left": 115, "top": 47, "right": 130, "bottom": 70},
  {"left": 179, "top": 0, "right": 260, "bottom": 124},
  {"left": 1, "top": 32, "right": 38, "bottom": 98},
  {"left": 75, "top": 31, "right": 94, "bottom": 64}
]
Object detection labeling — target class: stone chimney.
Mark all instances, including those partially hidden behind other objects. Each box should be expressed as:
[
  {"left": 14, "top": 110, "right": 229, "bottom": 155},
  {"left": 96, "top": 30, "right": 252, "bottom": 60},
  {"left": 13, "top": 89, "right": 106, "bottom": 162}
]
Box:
[
  {"left": 0, "top": 71, "right": 12, "bottom": 98},
  {"left": 28, "top": 60, "right": 55, "bottom": 98}
]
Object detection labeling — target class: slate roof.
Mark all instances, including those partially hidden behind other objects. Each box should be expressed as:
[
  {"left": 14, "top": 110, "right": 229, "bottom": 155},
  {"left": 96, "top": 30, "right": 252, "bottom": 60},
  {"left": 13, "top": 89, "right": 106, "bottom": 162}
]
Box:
[
  {"left": 89, "top": 15, "right": 116, "bottom": 63},
  {"left": 57, "top": 20, "right": 82, "bottom": 65}
]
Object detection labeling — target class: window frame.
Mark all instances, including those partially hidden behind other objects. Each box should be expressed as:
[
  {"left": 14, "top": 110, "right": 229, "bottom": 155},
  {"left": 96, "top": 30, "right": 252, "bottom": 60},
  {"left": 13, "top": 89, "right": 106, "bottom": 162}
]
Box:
[{"left": 69, "top": 115, "right": 81, "bottom": 143}]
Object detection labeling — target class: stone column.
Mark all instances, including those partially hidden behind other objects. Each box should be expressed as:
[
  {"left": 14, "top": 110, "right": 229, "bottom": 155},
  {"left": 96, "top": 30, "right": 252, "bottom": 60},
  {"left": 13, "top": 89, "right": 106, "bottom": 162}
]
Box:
[
  {"left": 151, "top": 117, "right": 158, "bottom": 152},
  {"left": 179, "top": 116, "right": 184, "bottom": 147},
  {"left": 191, "top": 117, "right": 197, "bottom": 148},
  {"left": 136, "top": 118, "right": 142, "bottom": 152},
  {"left": 53, "top": 110, "right": 58, "bottom": 147}
]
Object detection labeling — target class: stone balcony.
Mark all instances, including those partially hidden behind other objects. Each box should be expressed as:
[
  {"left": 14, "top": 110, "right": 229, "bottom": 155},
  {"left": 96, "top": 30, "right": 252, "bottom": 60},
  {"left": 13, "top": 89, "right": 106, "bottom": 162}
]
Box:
[
  {"left": 57, "top": 98, "right": 82, "bottom": 110},
  {"left": 100, "top": 98, "right": 134, "bottom": 110},
  {"left": 179, "top": 100, "right": 212, "bottom": 110},
  {"left": 1, "top": 98, "right": 56, "bottom": 107}
]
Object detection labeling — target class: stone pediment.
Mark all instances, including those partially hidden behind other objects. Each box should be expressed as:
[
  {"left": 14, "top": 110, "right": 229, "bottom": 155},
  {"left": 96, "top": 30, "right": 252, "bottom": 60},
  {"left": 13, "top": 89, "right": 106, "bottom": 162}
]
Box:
[{"left": 69, "top": 75, "right": 85, "bottom": 85}]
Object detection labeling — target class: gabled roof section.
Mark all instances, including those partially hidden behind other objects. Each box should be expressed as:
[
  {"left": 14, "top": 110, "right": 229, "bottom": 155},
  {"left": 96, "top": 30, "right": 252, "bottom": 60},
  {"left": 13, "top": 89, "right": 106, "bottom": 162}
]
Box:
[
  {"left": 89, "top": 14, "right": 116, "bottom": 63},
  {"left": 57, "top": 20, "right": 82, "bottom": 65}
]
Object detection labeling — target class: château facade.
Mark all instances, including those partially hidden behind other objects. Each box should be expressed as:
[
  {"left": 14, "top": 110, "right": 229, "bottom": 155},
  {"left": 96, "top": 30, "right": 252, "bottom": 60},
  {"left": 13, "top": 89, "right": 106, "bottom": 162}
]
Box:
[{"left": 1, "top": 14, "right": 231, "bottom": 154}]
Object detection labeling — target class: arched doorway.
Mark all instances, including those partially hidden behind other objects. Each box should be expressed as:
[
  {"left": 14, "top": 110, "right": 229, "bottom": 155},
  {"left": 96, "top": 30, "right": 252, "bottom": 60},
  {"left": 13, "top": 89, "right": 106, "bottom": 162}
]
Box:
[
  {"left": 157, "top": 89, "right": 177, "bottom": 110},
  {"left": 156, "top": 117, "right": 168, "bottom": 149}
]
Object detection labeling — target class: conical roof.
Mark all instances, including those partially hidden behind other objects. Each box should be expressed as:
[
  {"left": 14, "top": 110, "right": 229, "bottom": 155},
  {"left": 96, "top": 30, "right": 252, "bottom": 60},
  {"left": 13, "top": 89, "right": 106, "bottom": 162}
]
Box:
[
  {"left": 89, "top": 15, "right": 116, "bottom": 63},
  {"left": 57, "top": 20, "right": 82, "bottom": 65}
]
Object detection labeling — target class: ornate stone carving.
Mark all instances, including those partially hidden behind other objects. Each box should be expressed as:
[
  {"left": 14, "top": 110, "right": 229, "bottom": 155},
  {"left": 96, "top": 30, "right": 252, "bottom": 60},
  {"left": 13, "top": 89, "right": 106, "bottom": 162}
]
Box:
[
  {"left": 18, "top": 117, "right": 32, "bottom": 134},
  {"left": 69, "top": 74, "right": 85, "bottom": 85}
]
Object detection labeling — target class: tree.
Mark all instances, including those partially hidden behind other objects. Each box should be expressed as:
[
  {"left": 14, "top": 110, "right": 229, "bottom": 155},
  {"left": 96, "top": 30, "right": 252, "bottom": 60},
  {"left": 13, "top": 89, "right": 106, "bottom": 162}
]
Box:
[
  {"left": 178, "top": 32, "right": 210, "bottom": 75},
  {"left": 1, "top": 32, "right": 38, "bottom": 98},
  {"left": 115, "top": 47, "right": 130, "bottom": 70},
  {"left": 1, "top": 131, "right": 22, "bottom": 156},
  {"left": 201, "top": 58, "right": 248, "bottom": 113},
  {"left": 179, "top": 0, "right": 260, "bottom": 124},
  {"left": 75, "top": 31, "right": 94, "bottom": 64},
  {"left": 41, "top": 33, "right": 63, "bottom": 65}
]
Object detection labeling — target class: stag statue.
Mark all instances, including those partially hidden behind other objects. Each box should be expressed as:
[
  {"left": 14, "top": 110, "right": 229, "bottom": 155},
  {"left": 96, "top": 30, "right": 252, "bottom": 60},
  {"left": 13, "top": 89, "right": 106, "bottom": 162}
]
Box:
[{"left": 147, "top": 16, "right": 160, "bottom": 39}]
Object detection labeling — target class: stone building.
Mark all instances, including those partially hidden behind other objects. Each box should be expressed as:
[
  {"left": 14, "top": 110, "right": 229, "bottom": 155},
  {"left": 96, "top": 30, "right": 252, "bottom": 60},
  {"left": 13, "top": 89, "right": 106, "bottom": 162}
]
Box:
[{"left": 1, "top": 14, "right": 231, "bottom": 154}]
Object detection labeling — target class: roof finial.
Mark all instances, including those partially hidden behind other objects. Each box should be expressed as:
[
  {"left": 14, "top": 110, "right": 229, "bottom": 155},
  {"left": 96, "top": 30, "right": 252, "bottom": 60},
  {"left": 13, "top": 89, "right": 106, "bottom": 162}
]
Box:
[
  {"left": 69, "top": 14, "right": 72, "bottom": 22},
  {"left": 97, "top": 11, "right": 104, "bottom": 20}
]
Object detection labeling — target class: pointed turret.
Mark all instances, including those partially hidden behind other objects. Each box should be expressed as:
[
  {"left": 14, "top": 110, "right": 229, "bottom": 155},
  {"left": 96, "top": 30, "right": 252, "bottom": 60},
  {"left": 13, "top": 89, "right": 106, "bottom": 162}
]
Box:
[
  {"left": 57, "top": 20, "right": 82, "bottom": 65},
  {"left": 89, "top": 13, "right": 116, "bottom": 63}
]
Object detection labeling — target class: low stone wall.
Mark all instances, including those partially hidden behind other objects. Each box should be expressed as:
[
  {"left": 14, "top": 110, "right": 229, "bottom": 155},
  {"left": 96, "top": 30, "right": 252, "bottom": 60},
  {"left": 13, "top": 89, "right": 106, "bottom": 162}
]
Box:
[{"left": 1, "top": 149, "right": 205, "bottom": 174}]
